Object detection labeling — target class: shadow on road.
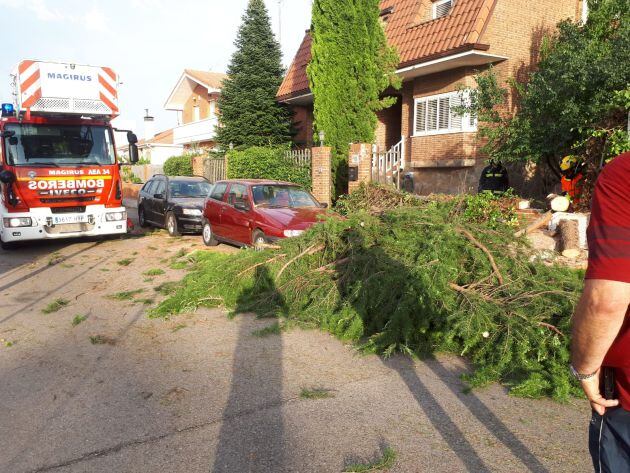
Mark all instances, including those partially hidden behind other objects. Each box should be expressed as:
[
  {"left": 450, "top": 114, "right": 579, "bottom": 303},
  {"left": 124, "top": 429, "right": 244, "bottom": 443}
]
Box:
[{"left": 211, "top": 265, "right": 287, "bottom": 472}]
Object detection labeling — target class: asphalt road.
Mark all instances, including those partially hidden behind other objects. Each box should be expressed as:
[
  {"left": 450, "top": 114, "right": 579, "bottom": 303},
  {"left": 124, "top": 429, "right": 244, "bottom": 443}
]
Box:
[{"left": 0, "top": 224, "right": 593, "bottom": 472}]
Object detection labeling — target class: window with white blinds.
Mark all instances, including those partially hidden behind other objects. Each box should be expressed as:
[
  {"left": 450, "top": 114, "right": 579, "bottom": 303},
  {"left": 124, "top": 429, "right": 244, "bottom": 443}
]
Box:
[
  {"left": 433, "top": 0, "right": 453, "bottom": 19},
  {"left": 413, "top": 91, "right": 476, "bottom": 136}
]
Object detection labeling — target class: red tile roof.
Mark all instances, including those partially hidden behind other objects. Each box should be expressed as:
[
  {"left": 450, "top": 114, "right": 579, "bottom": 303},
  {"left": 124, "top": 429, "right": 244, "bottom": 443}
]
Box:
[
  {"left": 277, "top": 0, "right": 496, "bottom": 101},
  {"left": 138, "top": 128, "right": 174, "bottom": 147}
]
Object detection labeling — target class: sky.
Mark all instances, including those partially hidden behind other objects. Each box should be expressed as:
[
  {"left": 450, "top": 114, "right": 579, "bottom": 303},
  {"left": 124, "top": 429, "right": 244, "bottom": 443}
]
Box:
[{"left": 0, "top": 0, "right": 312, "bottom": 136}]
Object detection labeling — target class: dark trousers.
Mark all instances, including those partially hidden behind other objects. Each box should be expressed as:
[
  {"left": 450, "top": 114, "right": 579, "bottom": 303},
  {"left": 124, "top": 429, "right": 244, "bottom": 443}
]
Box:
[{"left": 589, "top": 408, "right": 630, "bottom": 472}]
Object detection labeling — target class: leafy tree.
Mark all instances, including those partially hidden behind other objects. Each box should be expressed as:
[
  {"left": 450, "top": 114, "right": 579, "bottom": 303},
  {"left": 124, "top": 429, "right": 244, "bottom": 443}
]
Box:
[
  {"left": 308, "top": 0, "right": 400, "bottom": 196},
  {"left": 462, "top": 0, "right": 629, "bottom": 201},
  {"left": 216, "top": 0, "right": 293, "bottom": 149}
]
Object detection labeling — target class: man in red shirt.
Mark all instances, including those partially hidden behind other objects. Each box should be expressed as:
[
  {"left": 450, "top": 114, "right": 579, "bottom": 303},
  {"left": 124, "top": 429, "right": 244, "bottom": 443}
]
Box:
[{"left": 572, "top": 151, "right": 630, "bottom": 472}]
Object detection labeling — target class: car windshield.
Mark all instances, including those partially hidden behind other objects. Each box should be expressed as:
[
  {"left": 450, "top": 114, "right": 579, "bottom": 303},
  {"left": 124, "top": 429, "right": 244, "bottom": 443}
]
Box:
[
  {"left": 3, "top": 124, "right": 115, "bottom": 166},
  {"left": 251, "top": 185, "right": 320, "bottom": 209},
  {"left": 169, "top": 180, "right": 212, "bottom": 198}
]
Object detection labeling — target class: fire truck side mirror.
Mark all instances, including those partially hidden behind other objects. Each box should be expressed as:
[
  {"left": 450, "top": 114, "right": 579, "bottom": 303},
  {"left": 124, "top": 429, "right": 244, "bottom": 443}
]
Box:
[
  {"left": 127, "top": 132, "right": 138, "bottom": 144},
  {"left": 129, "top": 144, "right": 140, "bottom": 164},
  {"left": 0, "top": 169, "right": 16, "bottom": 184}
]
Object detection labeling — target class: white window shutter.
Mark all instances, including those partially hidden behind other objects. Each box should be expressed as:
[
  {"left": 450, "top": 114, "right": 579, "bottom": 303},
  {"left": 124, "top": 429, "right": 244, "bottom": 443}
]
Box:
[
  {"left": 438, "top": 97, "right": 450, "bottom": 130},
  {"left": 415, "top": 101, "right": 427, "bottom": 134},
  {"left": 450, "top": 94, "right": 463, "bottom": 130},
  {"left": 427, "top": 99, "right": 438, "bottom": 131}
]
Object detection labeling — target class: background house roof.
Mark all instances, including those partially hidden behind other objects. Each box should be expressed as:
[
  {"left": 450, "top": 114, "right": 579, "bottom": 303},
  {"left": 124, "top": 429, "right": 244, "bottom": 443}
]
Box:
[
  {"left": 138, "top": 128, "right": 175, "bottom": 147},
  {"left": 184, "top": 69, "right": 228, "bottom": 90},
  {"left": 277, "top": 0, "right": 496, "bottom": 101},
  {"left": 165, "top": 70, "right": 228, "bottom": 111}
]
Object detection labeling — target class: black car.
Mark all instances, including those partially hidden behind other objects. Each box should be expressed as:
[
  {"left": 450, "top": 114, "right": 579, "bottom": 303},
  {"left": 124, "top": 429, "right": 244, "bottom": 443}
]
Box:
[{"left": 137, "top": 175, "right": 212, "bottom": 236}]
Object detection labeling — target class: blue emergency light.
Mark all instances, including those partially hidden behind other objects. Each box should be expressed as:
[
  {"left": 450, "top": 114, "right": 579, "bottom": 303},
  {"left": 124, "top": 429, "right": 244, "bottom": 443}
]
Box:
[{"left": 1, "top": 103, "right": 15, "bottom": 117}]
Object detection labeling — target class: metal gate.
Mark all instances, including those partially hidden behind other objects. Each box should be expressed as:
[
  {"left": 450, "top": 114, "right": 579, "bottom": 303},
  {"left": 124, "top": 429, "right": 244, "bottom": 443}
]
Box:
[{"left": 372, "top": 138, "right": 405, "bottom": 188}]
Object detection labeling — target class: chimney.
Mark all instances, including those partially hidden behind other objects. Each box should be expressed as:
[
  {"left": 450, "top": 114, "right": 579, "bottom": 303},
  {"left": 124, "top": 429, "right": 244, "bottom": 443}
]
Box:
[{"left": 143, "top": 109, "right": 155, "bottom": 141}]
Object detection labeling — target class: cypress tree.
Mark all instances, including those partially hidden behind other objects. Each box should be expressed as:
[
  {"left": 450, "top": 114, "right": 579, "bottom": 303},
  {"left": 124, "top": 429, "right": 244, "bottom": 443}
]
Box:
[
  {"left": 216, "top": 0, "right": 293, "bottom": 149},
  {"left": 308, "top": 0, "right": 400, "bottom": 195}
]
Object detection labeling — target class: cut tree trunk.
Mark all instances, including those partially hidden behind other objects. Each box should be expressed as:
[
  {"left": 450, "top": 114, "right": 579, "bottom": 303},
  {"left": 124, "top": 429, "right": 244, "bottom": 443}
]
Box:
[{"left": 559, "top": 220, "right": 580, "bottom": 258}]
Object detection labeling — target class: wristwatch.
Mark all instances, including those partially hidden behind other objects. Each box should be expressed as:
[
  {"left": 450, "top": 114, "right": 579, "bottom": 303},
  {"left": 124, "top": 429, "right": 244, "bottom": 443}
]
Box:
[{"left": 570, "top": 365, "right": 598, "bottom": 381}]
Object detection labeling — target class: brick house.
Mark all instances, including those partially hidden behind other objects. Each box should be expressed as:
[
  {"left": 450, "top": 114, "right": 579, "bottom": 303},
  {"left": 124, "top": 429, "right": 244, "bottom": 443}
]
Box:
[
  {"left": 164, "top": 69, "right": 227, "bottom": 151},
  {"left": 277, "top": 0, "right": 588, "bottom": 194}
]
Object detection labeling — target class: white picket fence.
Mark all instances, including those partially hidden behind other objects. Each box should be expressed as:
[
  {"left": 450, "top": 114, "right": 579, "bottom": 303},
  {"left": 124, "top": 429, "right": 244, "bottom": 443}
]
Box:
[{"left": 284, "top": 148, "right": 312, "bottom": 168}]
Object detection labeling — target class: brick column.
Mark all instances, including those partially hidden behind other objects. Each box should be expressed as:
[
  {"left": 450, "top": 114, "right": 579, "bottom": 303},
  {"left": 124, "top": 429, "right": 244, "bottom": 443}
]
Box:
[
  {"left": 311, "top": 147, "right": 332, "bottom": 207},
  {"left": 348, "top": 143, "right": 373, "bottom": 194},
  {"left": 192, "top": 155, "right": 205, "bottom": 177}
]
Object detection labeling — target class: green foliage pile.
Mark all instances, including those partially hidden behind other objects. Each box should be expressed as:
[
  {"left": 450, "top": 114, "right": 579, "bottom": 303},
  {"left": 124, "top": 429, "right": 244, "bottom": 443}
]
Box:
[
  {"left": 464, "top": 0, "right": 629, "bottom": 200},
  {"left": 308, "top": 0, "right": 400, "bottom": 196},
  {"left": 152, "top": 185, "right": 584, "bottom": 401},
  {"left": 227, "top": 147, "right": 311, "bottom": 188},
  {"left": 121, "top": 166, "right": 142, "bottom": 184},
  {"left": 216, "top": 0, "right": 293, "bottom": 149},
  {"left": 163, "top": 155, "right": 194, "bottom": 177}
]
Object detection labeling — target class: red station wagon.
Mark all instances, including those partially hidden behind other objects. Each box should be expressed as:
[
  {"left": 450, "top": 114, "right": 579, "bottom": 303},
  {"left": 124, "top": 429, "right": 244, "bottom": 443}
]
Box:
[{"left": 202, "top": 179, "right": 328, "bottom": 247}]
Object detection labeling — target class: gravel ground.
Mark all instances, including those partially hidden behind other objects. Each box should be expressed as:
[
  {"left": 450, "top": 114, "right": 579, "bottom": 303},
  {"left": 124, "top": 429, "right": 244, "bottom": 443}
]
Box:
[{"left": 0, "top": 222, "right": 592, "bottom": 472}]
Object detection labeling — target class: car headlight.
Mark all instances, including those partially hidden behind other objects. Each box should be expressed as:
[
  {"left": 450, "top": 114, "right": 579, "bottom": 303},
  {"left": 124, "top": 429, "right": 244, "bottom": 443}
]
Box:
[
  {"left": 105, "top": 211, "right": 127, "bottom": 222},
  {"left": 3, "top": 217, "right": 32, "bottom": 228},
  {"left": 182, "top": 208, "right": 202, "bottom": 216},
  {"left": 283, "top": 229, "right": 304, "bottom": 238}
]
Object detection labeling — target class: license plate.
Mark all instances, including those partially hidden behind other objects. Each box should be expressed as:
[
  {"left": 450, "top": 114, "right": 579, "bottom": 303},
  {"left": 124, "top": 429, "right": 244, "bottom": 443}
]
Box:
[{"left": 52, "top": 214, "right": 89, "bottom": 225}]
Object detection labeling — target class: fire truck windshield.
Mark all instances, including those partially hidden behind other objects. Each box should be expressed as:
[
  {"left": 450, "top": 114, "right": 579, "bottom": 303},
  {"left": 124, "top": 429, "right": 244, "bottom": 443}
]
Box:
[{"left": 3, "top": 124, "right": 116, "bottom": 167}]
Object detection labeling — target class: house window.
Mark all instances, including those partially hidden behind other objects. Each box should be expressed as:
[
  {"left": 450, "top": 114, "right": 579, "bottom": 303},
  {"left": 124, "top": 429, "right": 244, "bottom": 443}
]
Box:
[
  {"left": 433, "top": 0, "right": 453, "bottom": 19},
  {"left": 413, "top": 91, "right": 476, "bottom": 136}
]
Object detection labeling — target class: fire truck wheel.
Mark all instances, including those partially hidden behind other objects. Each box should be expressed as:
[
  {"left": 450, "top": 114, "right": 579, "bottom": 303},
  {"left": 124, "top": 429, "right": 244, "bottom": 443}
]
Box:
[
  {"left": 166, "top": 212, "right": 180, "bottom": 237},
  {"left": 138, "top": 206, "right": 149, "bottom": 228},
  {"left": 0, "top": 238, "right": 17, "bottom": 251}
]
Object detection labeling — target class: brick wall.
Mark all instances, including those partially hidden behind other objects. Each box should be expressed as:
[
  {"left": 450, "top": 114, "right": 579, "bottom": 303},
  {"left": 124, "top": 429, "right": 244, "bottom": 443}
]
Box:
[
  {"left": 182, "top": 84, "right": 218, "bottom": 124},
  {"left": 311, "top": 146, "right": 332, "bottom": 206},
  {"left": 375, "top": 98, "right": 402, "bottom": 151}
]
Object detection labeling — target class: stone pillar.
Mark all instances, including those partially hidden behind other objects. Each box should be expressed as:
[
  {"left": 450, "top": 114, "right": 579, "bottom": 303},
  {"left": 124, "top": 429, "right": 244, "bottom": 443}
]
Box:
[
  {"left": 311, "top": 146, "right": 332, "bottom": 207},
  {"left": 348, "top": 143, "right": 373, "bottom": 194},
  {"left": 192, "top": 155, "right": 205, "bottom": 177}
]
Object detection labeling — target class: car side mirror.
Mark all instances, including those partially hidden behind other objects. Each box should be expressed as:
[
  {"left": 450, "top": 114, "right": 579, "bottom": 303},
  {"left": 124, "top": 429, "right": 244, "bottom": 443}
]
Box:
[
  {"left": 319, "top": 202, "right": 329, "bottom": 209},
  {"left": 153, "top": 193, "right": 164, "bottom": 200},
  {"left": 127, "top": 132, "right": 138, "bottom": 144},
  {"left": 0, "top": 169, "right": 16, "bottom": 184},
  {"left": 234, "top": 201, "right": 250, "bottom": 212},
  {"left": 129, "top": 143, "right": 139, "bottom": 164}
]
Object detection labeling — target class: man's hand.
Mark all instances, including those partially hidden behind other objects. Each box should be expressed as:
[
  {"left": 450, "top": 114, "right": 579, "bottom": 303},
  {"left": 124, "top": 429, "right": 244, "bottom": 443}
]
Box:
[{"left": 580, "top": 369, "right": 619, "bottom": 415}]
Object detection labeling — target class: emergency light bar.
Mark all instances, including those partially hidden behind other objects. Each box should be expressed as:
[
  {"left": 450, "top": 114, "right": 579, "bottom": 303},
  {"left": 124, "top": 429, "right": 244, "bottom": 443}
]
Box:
[{"left": 1, "top": 103, "right": 14, "bottom": 117}]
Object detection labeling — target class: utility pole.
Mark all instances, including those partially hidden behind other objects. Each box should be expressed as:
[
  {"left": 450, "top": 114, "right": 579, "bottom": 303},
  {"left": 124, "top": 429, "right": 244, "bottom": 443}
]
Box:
[{"left": 277, "top": 0, "right": 283, "bottom": 44}]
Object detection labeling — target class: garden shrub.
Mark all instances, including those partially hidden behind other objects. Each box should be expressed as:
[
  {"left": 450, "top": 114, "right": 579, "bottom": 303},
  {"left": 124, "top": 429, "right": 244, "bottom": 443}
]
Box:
[
  {"left": 227, "top": 147, "right": 311, "bottom": 189},
  {"left": 163, "top": 155, "right": 194, "bottom": 176}
]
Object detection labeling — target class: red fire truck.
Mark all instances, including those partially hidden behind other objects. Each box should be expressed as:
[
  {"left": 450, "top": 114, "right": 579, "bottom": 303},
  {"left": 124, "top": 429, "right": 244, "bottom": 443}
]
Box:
[{"left": 0, "top": 60, "right": 139, "bottom": 249}]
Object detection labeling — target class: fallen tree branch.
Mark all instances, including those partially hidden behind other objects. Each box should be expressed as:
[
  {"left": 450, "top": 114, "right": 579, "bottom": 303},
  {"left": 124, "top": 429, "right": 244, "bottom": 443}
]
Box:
[
  {"left": 276, "top": 244, "right": 324, "bottom": 281},
  {"left": 237, "top": 254, "right": 287, "bottom": 277},
  {"left": 313, "top": 257, "right": 351, "bottom": 273},
  {"left": 449, "top": 283, "right": 493, "bottom": 302},
  {"left": 538, "top": 322, "right": 565, "bottom": 337},
  {"left": 457, "top": 228, "right": 505, "bottom": 286}
]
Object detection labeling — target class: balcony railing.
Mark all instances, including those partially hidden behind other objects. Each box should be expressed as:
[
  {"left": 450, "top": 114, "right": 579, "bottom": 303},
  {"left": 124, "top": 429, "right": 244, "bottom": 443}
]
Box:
[{"left": 173, "top": 117, "right": 218, "bottom": 145}]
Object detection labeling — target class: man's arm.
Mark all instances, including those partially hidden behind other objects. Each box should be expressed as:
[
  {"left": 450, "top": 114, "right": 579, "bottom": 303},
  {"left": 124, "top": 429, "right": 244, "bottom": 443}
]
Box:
[{"left": 572, "top": 279, "right": 630, "bottom": 414}]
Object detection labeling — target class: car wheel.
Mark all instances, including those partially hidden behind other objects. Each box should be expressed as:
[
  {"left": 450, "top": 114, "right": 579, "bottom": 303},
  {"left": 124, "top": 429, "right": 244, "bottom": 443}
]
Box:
[
  {"left": 138, "top": 205, "right": 149, "bottom": 228},
  {"left": 252, "top": 230, "right": 267, "bottom": 249},
  {"left": 166, "top": 212, "right": 180, "bottom": 237},
  {"left": 202, "top": 222, "right": 218, "bottom": 246}
]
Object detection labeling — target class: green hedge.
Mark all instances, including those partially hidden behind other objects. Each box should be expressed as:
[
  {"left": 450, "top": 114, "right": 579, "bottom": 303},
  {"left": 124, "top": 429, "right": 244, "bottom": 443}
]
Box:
[
  {"left": 163, "top": 155, "right": 194, "bottom": 176},
  {"left": 227, "top": 147, "right": 311, "bottom": 189}
]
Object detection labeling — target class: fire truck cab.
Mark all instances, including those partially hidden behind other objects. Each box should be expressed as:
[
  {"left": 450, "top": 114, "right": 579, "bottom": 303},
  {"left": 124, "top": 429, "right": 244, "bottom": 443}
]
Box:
[{"left": 0, "top": 60, "right": 139, "bottom": 249}]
